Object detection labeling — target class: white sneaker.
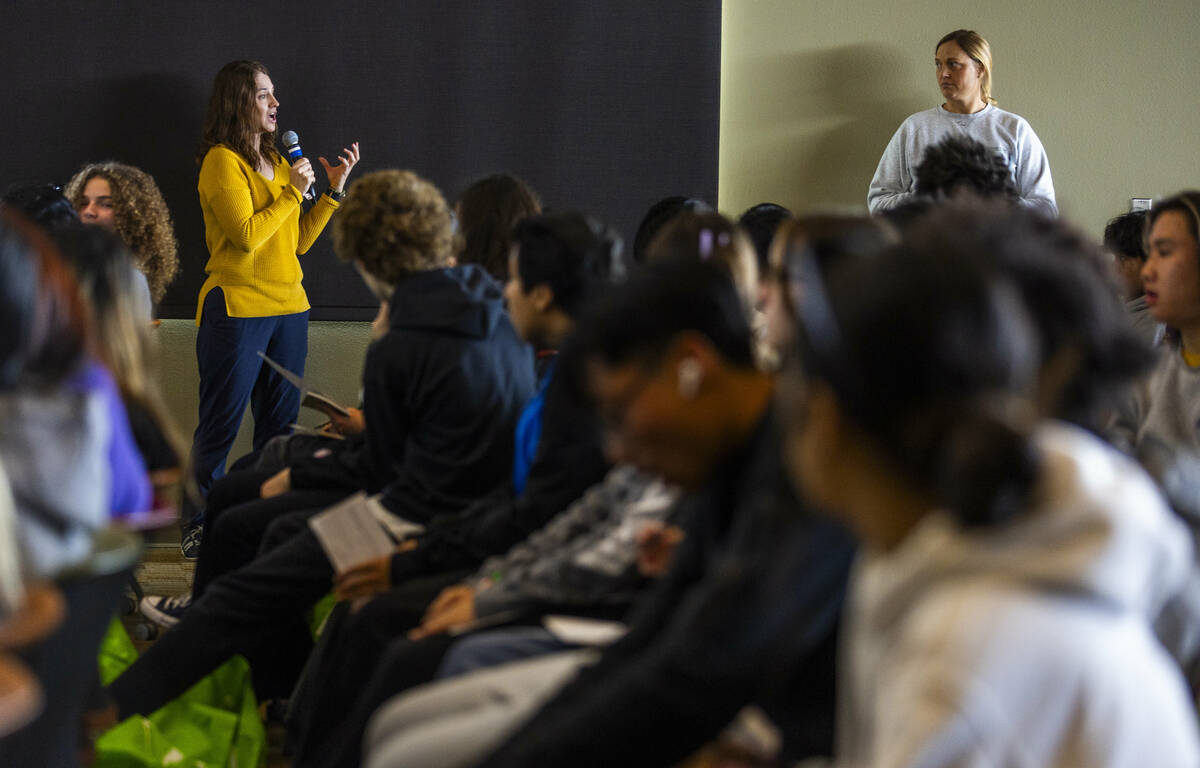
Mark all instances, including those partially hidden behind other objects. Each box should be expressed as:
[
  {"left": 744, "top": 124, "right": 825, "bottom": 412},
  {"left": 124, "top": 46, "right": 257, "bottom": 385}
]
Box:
[{"left": 140, "top": 594, "right": 192, "bottom": 628}]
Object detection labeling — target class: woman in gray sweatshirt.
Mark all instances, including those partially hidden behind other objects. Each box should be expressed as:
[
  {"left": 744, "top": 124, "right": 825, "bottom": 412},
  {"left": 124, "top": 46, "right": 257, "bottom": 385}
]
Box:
[{"left": 868, "top": 29, "right": 1057, "bottom": 217}]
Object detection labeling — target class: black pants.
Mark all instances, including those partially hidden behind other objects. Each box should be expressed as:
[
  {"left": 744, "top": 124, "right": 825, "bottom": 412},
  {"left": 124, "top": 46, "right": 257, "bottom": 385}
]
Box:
[
  {"left": 110, "top": 513, "right": 340, "bottom": 716},
  {"left": 192, "top": 471, "right": 348, "bottom": 598}
]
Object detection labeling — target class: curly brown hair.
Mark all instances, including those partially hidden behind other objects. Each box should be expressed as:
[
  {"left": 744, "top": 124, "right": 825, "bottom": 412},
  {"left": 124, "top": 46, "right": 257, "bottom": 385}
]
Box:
[
  {"left": 196, "top": 60, "right": 281, "bottom": 171},
  {"left": 332, "top": 170, "right": 458, "bottom": 286},
  {"left": 65, "top": 162, "right": 180, "bottom": 302}
]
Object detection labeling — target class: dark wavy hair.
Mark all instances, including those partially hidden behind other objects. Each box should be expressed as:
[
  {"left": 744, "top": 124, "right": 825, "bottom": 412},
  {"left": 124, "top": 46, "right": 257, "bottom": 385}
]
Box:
[
  {"left": 456, "top": 174, "right": 541, "bottom": 281},
  {"left": 915, "top": 135, "right": 1018, "bottom": 202},
  {"left": 1103, "top": 210, "right": 1148, "bottom": 263},
  {"left": 789, "top": 198, "right": 1153, "bottom": 528},
  {"left": 790, "top": 219, "right": 1039, "bottom": 529},
  {"left": 905, "top": 198, "right": 1152, "bottom": 433},
  {"left": 511, "top": 211, "right": 624, "bottom": 319},
  {"left": 196, "top": 60, "right": 280, "bottom": 170}
]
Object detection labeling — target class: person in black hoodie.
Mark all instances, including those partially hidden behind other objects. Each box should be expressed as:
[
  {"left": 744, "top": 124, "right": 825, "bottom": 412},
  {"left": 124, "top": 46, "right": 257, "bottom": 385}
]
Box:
[
  {"left": 283, "top": 211, "right": 628, "bottom": 766},
  {"left": 106, "top": 169, "right": 536, "bottom": 713},
  {"left": 105, "top": 205, "right": 616, "bottom": 720}
]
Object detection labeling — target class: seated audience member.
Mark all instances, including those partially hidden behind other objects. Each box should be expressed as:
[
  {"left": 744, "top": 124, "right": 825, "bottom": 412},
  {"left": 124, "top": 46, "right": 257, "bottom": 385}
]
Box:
[
  {"left": 631, "top": 195, "right": 711, "bottom": 264},
  {"left": 1105, "top": 209, "right": 1161, "bottom": 346},
  {"left": 737, "top": 202, "right": 793, "bottom": 308},
  {"left": 139, "top": 169, "right": 536, "bottom": 623},
  {"left": 0, "top": 192, "right": 152, "bottom": 521},
  {"left": 455, "top": 173, "right": 542, "bottom": 281},
  {"left": 52, "top": 226, "right": 184, "bottom": 506},
  {"left": 466, "top": 255, "right": 861, "bottom": 768},
  {"left": 0, "top": 212, "right": 109, "bottom": 576},
  {"left": 646, "top": 211, "right": 767, "bottom": 366},
  {"left": 782, "top": 201, "right": 1198, "bottom": 767},
  {"left": 0, "top": 211, "right": 144, "bottom": 765},
  {"left": 288, "top": 213, "right": 755, "bottom": 767},
  {"left": 913, "top": 134, "right": 1020, "bottom": 202},
  {"left": 65, "top": 161, "right": 180, "bottom": 314},
  {"left": 0, "top": 184, "right": 80, "bottom": 231},
  {"left": 649, "top": 212, "right": 759, "bottom": 311},
  {"left": 283, "top": 210, "right": 630, "bottom": 762},
  {"left": 761, "top": 214, "right": 898, "bottom": 359},
  {"left": 1117, "top": 191, "right": 1200, "bottom": 453},
  {"left": 104, "top": 205, "right": 616, "bottom": 720},
  {"left": 469, "top": 204, "right": 1162, "bottom": 768},
  {"left": 202, "top": 172, "right": 541, "bottom": 520}
]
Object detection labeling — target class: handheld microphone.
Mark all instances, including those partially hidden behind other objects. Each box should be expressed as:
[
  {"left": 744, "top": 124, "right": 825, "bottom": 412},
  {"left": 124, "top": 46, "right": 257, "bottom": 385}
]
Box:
[{"left": 280, "top": 130, "right": 316, "bottom": 200}]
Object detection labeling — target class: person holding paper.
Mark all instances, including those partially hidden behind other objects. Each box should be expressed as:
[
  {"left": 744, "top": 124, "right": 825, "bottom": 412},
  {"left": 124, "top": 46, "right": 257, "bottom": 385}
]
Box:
[
  {"left": 136, "top": 169, "right": 535, "bottom": 633},
  {"left": 110, "top": 194, "right": 618, "bottom": 723},
  {"left": 188, "top": 59, "right": 360, "bottom": 519}
]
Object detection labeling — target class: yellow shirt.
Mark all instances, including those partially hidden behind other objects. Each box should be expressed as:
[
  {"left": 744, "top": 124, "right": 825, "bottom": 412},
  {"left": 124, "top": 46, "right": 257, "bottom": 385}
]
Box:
[{"left": 194, "top": 145, "right": 339, "bottom": 323}]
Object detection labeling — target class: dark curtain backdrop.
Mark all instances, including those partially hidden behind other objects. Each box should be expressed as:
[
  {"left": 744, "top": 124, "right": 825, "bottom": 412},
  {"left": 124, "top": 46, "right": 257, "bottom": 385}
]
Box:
[{"left": 1, "top": 1, "right": 721, "bottom": 319}]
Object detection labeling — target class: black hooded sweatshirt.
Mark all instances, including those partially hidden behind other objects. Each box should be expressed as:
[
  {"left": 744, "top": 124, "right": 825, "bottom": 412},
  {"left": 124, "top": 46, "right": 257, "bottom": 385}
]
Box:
[{"left": 290, "top": 264, "right": 536, "bottom": 524}]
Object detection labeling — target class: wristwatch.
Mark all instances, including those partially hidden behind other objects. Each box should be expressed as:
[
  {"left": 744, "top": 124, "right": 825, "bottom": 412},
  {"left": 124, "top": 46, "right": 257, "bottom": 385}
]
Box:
[{"left": 326, "top": 187, "right": 347, "bottom": 202}]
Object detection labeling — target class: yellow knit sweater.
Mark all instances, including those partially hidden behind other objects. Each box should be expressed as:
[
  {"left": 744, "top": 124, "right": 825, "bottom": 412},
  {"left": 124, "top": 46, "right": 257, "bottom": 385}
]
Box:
[{"left": 194, "top": 145, "right": 339, "bottom": 323}]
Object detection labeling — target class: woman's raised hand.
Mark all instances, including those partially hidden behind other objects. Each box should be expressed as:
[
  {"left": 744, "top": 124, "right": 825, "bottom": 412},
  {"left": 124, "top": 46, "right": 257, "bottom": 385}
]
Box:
[{"left": 319, "top": 141, "right": 361, "bottom": 193}]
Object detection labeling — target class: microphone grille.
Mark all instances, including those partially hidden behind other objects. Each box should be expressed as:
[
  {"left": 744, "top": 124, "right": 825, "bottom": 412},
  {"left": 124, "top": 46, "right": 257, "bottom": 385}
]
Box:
[{"left": 280, "top": 130, "right": 299, "bottom": 147}]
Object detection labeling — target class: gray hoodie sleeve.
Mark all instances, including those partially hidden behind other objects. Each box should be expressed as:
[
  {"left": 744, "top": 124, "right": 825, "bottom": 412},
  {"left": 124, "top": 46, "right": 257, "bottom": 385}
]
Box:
[{"left": 1011, "top": 118, "right": 1057, "bottom": 217}]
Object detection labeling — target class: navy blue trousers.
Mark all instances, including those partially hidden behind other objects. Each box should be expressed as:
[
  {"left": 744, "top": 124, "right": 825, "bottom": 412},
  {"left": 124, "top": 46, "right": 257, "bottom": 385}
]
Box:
[{"left": 191, "top": 287, "right": 309, "bottom": 500}]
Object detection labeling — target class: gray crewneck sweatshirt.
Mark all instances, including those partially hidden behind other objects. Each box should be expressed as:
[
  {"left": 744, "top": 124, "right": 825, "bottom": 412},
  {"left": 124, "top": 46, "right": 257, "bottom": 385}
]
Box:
[
  {"left": 868, "top": 104, "right": 1057, "bottom": 217},
  {"left": 1119, "top": 345, "right": 1200, "bottom": 453}
]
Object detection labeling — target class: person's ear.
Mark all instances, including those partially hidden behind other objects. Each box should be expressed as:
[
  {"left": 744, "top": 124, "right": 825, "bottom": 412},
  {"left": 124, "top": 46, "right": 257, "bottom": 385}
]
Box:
[
  {"left": 529, "top": 283, "right": 555, "bottom": 313},
  {"left": 666, "top": 332, "right": 721, "bottom": 399}
]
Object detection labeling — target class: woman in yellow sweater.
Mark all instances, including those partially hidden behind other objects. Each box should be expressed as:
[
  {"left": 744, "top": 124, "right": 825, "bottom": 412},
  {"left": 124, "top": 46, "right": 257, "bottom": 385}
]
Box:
[{"left": 189, "top": 59, "right": 359, "bottom": 534}]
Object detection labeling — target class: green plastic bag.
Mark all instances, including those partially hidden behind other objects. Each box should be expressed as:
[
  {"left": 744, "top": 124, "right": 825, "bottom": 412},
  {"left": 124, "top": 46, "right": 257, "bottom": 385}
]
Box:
[
  {"left": 93, "top": 620, "right": 266, "bottom": 768},
  {"left": 308, "top": 591, "right": 337, "bottom": 640}
]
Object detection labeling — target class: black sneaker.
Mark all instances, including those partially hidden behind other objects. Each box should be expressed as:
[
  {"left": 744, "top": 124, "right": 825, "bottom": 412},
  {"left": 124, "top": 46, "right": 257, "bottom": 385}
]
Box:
[
  {"left": 180, "top": 523, "right": 202, "bottom": 559},
  {"left": 140, "top": 594, "right": 192, "bottom": 628}
]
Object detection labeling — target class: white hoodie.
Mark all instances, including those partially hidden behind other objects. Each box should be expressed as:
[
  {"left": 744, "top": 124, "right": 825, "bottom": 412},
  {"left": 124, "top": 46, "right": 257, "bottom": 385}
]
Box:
[{"left": 837, "top": 422, "right": 1200, "bottom": 768}]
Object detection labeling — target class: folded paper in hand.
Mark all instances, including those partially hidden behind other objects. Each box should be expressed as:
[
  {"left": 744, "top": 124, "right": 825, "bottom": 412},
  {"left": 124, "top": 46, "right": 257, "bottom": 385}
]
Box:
[
  {"left": 308, "top": 493, "right": 398, "bottom": 573},
  {"left": 257, "top": 350, "right": 351, "bottom": 417},
  {"left": 542, "top": 615, "right": 628, "bottom": 646}
]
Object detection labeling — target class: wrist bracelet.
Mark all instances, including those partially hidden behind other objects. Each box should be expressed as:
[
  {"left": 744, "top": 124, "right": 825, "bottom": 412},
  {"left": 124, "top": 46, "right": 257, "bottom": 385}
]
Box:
[{"left": 326, "top": 187, "right": 346, "bottom": 202}]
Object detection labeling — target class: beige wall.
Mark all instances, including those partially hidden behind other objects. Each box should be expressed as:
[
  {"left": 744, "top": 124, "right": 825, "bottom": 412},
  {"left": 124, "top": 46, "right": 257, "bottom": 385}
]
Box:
[
  {"left": 155, "top": 320, "right": 371, "bottom": 471},
  {"left": 719, "top": 0, "right": 1200, "bottom": 238}
]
